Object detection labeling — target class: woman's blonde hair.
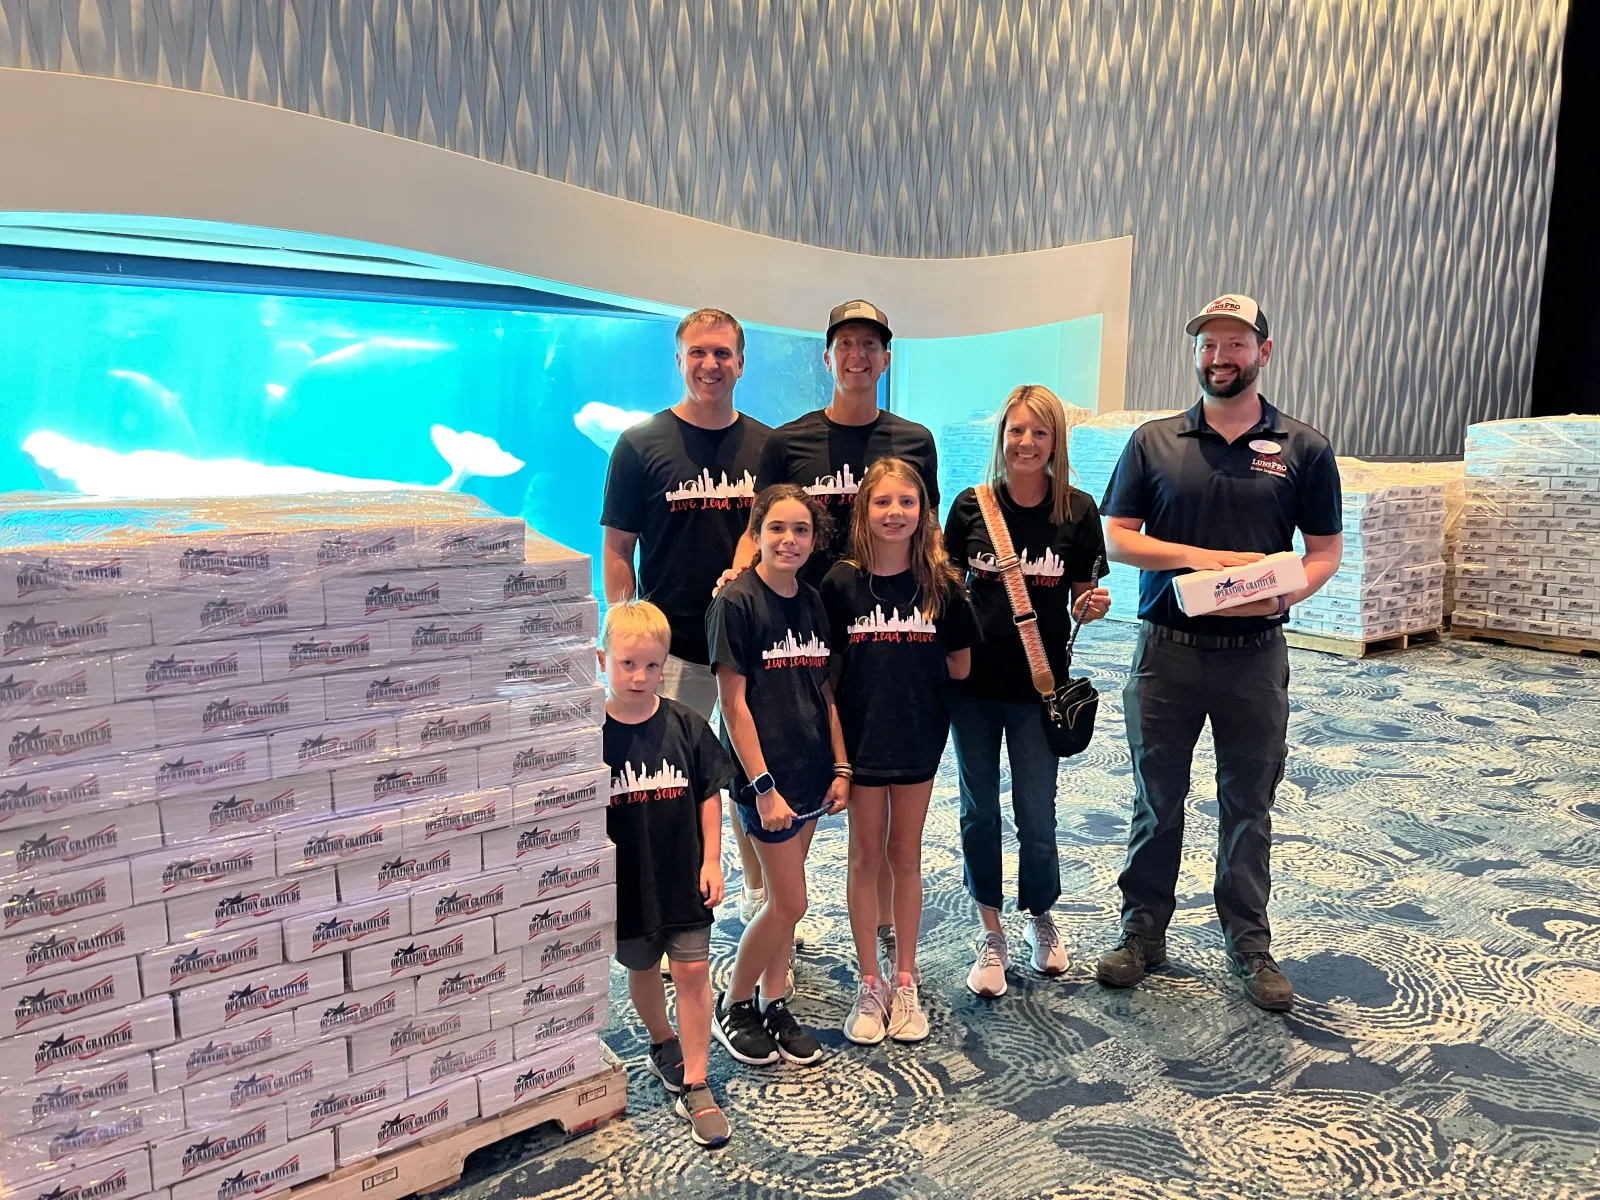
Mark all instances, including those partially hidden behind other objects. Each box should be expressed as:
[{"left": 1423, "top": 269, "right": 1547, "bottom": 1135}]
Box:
[
  {"left": 844, "top": 457, "right": 962, "bottom": 618},
  {"left": 987, "top": 384, "right": 1076, "bottom": 524},
  {"left": 601, "top": 599, "right": 672, "bottom": 652}
]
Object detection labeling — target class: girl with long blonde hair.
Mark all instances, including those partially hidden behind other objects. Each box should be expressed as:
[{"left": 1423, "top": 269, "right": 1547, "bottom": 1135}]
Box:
[
  {"left": 942, "top": 385, "right": 1110, "bottom": 997},
  {"left": 820, "top": 457, "right": 980, "bottom": 1045}
]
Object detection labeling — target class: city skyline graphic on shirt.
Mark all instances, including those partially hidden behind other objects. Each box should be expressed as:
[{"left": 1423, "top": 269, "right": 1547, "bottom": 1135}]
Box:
[
  {"left": 849, "top": 605, "right": 938, "bottom": 637},
  {"left": 610, "top": 760, "right": 689, "bottom": 800},
  {"left": 762, "top": 630, "right": 831, "bottom": 666},
  {"left": 804, "top": 463, "right": 860, "bottom": 498},
  {"left": 665, "top": 468, "right": 757, "bottom": 505},
  {"left": 970, "top": 547, "right": 1066, "bottom": 578}
]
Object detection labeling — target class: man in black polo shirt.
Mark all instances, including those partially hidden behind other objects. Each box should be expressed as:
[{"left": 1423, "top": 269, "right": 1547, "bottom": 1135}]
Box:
[
  {"left": 734, "top": 300, "right": 940, "bottom": 587},
  {"left": 1095, "top": 294, "right": 1343, "bottom": 1012},
  {"left": 602, "top": 307, "right": 774, "bottom": 917}
]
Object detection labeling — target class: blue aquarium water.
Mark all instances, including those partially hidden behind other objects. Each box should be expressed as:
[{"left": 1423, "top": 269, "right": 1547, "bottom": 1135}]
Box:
[{"left": 0, "top": 215, "right": 1102, "bottom": 591}]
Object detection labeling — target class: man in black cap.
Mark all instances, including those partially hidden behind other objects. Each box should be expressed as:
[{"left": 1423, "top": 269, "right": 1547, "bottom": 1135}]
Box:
[
  {"left": 1095, "top": 294, "right": 1344, "bottom": 1012},
  {"left": 734, "top": 300, "right": 940, "bottom": 587},
  {"left": 726, "top": 299, "right": 940, "bottom": 980}
]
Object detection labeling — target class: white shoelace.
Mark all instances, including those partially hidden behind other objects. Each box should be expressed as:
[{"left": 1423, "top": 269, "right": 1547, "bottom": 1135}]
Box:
[
  {"left": 857, "top": 982, "right": 890, "bottom": 1023},
  {"left": 891, "top": 984, "right": 920, "bottom": 1019}
]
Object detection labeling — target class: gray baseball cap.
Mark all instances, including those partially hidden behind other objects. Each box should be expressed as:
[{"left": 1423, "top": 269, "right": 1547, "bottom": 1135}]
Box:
[{"left": 826, "top": 299, "right": 892, "bottom": 347}]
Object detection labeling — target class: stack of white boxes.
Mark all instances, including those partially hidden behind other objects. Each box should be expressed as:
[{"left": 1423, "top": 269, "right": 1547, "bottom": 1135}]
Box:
[
  {"left": 1451, "top": 415, "right": 1600, "bottom": 639},
  {"left": 0, "top": 493, "right": 614, "bottom": 1200},
  {"left": 1287, "top": 462, "right": 1448, "bottom": 641},
  {"left": 1068, "top": 411, "right": 1184, "bottom": 621}
]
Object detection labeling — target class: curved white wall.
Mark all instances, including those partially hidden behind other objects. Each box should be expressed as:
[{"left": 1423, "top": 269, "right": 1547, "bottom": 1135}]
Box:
[{"left": 0, "top": 68, "right": 1132, "bottom": 413}]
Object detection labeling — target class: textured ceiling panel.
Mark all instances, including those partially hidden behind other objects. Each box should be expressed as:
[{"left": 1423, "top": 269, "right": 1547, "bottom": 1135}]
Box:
[{"left": 0, "top": 1, "right": 1567, "bottom": 456}]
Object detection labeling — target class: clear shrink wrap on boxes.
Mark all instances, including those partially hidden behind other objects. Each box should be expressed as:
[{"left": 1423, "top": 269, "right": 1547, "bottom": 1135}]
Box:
[
  {"left": 0, "top": 957, "right": 144, "bottom": 1037},
  {"left": 0, "top": 492, "right": 605, "bottom": 1195},
  {"left": 512, "top": 997, "right": 609, "bottom": 1060},
  {"left": 1451, "top": 415, "right": 1600, "bottom": 640},
  {"left": 401, "top": 790, "right": 510, "bottom": 849},
  {"left": 1068, "top": 411, "right": 1186, "bottom": 622},
  {"left": 0, "top": 1090, "right": 182, "bottom": 1181},
  {"left": 152, "top": 1012, "right": 301, "bottom": 1093},
  {"left": 0, "top": 804, "right": 163, "bottom": 880},
  {"left": 1287, "top": 458, "right": 1448, "bottom": 641},
  {"left": 475, "top": 1035, "right": 605, "bottom": 1119},
  {"left": 113, "top": 639, "right": 264, "bottom": 702},
  {"left": 476, "top": 728, "right": 604, "bottom": 793},
  {"left": 492, "top": 885, "right": 617, "bottom": 955},
  {"left": 0, "top": 655, "right": 117, "bottom": 718},
  {"left": 178, "top": 1041, "right": 347, "bottom": 1124},
  {"left": 0, "top": 547, "right": 150, "bottom": 607},
  {"left": 336, "top": 836, "right": 480, "bottom": 903},
  {"left": 510, "top": 766, "right": 608, "bottom": 824},
  {"left": 256, "top": 623, "right": 389, "bottom": 682},
  {"left": 0, "top": 1055, "right": 158, "bottom": 1140},
  {"left": 1, "top": 904, "right": 167, "bottom": 986},
  {"left": 150, "top": 1105, "right": 288, "bottom": 1190},
  {"left": 487, "top": 958, "right": 610, "bottom": 1029},
  {"left": 286, "top": 1063, "right": 408, "bottom": 1138},
  {"left": 159, "top": 775, "right": 332, "bottom": 847},
  {"left": 334, "top": 1076, "right": 476, "bottom": 1165},
  {"left": 168, "top": 1128, "right": 334, "bottom": 1200},
  {"left": 0, "top": 762, "right": 139, "bottom": 828},
  {"left": 0, "top": 1147, "right": 153, "bottom": 1200},
  {"left": 0, "top": 995, "right": 175, "bottom": 1083}
]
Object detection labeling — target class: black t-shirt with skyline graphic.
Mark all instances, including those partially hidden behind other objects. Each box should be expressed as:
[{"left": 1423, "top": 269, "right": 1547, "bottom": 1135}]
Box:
[
  {"left": 601, "top": 409, "right": 772, "bottom": 663},
  {"left": 820, "top": 564, "right": 981, "bottom": 779},
  {"left": 755, "top": 409, "right": 940, "bottom": 588},
  {"left": 705, "top": 568, "right": 835, "bottom": 814},
  {"left": 944, "top": 484, "right": 1106, "bottom": 704},
  {"left": 604, "top": 696, "right": 733, "bottom": 941}
]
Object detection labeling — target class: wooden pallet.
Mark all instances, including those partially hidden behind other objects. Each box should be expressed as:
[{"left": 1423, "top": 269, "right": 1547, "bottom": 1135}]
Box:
[
  {"left": 286, "top": 1053, "right": 627, "bottom": 1200},
  {"left": 1450, "top": 624, "right": 1600, "bottom": 658},
  {"left": 1285, "top": 625, "right": 1444, "bottom": 659}
]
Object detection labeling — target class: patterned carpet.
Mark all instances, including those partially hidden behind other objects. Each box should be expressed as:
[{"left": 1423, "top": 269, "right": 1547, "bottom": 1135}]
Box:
[{"left": 452, "top": 622, "right": 1600, "bottom": 1199}]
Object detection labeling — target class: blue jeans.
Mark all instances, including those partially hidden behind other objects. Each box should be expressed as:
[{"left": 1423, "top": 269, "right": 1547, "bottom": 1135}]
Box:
[{"left": 949, "top": 688, "right": 1061, "bottom": 916}]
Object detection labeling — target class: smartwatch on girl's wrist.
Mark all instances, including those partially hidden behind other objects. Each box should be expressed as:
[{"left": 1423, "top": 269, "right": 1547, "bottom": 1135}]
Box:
[{"left": 751, "top": 772, "right": 776, "bottom": 796}]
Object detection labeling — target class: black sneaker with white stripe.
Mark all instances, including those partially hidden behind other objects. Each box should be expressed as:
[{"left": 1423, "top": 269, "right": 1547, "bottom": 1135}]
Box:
[
  {"left": 758, "top": 994, "right": 823, "bottom": 1065},
  {"left": 713, "top": 992, "right": 780, "bottom": 1066}
]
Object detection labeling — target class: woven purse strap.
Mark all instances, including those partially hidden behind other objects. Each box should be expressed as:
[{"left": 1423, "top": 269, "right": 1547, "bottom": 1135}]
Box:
[{"left": 974, "top": 484, "right": 1056, "bottom": 699}]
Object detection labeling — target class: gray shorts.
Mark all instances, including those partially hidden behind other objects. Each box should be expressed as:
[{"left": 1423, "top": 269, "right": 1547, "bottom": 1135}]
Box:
[{"left": 615, "top": 925, "right": 712, "bottom": 971}]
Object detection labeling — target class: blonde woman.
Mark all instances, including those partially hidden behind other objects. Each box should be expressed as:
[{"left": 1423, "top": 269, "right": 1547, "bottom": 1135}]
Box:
[
  {"left": 942, "top": 386, "right": 1111, "bottom": 996},
  {"left": 820, "top": 458, "right": 979, "bottom": 1044}
]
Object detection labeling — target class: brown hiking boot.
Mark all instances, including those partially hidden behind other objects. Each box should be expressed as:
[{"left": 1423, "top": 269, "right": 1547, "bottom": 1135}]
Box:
[
  {"left": 1095, "top": 934, "right": 1168, "bottom": 988},
  {"left": 1230, "top": 951, "right": 1294, "bottom": 1012}
]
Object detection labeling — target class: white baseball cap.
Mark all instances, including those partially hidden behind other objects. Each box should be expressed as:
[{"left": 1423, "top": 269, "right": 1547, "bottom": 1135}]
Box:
[{"left": 1185, "top": 294, "right": 1270, "bottom": 338}]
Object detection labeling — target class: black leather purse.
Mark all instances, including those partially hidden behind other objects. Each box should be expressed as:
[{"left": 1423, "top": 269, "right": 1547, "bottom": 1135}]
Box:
[{"left": 974, "top": 484, "right": 1101, "bottom": 759}]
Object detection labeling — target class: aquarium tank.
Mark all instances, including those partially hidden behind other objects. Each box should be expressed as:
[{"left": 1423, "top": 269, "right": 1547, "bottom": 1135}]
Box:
[{"left": 0, "top": 214, "right": 1101, "bottom": 591}]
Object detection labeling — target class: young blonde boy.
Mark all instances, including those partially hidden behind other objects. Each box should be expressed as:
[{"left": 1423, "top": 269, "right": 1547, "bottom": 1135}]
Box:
[{"left": 600, "top": 600, "right": 734, "bottom": 1147}]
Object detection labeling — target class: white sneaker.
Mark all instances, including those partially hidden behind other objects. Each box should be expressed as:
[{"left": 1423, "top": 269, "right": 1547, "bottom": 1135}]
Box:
[
  {"left": 783, "top": 955, "right": 796, "bottom": 1002},
  {"left": 1024, "top": 912, "right": 1069, "bottom": 976},
  {"left": 738, "top": 886, "right": 766, "bottom": 924},
  {"left": 887, "top": 983, "right": 929, "bottom": 1043},
  {"left": 966, "top": 932, "right": 1010, "bottom": 998},
  {"left": 795, "top": 914, "right": 822, "bottom": 949},
  {"left": 877, "top": 926, "right": 922, "bottom": 985},
  {"left": 842, "top": 979, "right": 890, "bottom": 1045}
]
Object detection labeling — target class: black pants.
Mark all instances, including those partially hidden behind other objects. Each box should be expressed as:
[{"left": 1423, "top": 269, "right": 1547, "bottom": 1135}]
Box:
[{"left": 1118, "top": 622, "right": 1289, "bottom": 956}]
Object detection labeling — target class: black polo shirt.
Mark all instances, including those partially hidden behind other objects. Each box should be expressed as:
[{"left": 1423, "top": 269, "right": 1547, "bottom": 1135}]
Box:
[{"left": 1100, "top": 398, "right": 1342, "bottom": 635}]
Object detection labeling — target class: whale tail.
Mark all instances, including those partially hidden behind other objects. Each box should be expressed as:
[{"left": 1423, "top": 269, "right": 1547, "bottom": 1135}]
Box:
[
  {"left": 430, "top": 426, "right": 525, "bottom": 491},
  {"left": 572, "top": 402, "right": 652, "bottom": 456}
]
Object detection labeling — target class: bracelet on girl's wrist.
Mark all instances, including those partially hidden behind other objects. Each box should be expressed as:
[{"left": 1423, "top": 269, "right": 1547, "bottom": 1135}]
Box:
[{"left": 833, "top": 763, "right": 853, "bottom": 778}]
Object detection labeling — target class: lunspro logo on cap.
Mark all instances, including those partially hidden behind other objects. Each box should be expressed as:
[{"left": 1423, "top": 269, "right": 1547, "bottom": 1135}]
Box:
[{"left": 1185, "top": 294, "right": 1268, "bottom": 338}]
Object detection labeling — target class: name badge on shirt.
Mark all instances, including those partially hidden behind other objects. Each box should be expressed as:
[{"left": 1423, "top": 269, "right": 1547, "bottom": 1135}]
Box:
[{"left": 1248, "top": 439, "right": 1288, "bottom": 479}]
